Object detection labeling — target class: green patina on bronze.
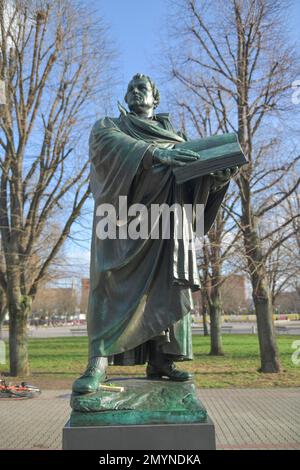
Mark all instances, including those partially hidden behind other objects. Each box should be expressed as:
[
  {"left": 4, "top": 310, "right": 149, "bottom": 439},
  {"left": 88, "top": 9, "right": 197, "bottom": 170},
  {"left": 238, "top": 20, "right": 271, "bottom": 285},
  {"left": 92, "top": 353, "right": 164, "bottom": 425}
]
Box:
[
  {"left": 72, "top": 73, "right": 245, "bottom": 395},
  {"left": 70, "top": 379, "right": 207, "bottom": 427},
  {"left": 87, "top": 79, "right": 229, "bottom": 364}
]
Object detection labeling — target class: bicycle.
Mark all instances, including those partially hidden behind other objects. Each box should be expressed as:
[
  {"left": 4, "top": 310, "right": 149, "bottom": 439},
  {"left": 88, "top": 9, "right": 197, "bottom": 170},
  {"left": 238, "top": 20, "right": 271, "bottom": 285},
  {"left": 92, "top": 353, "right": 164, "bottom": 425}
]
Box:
[{"left": 0, "top": 379, "right": 41, "bottom": 398}]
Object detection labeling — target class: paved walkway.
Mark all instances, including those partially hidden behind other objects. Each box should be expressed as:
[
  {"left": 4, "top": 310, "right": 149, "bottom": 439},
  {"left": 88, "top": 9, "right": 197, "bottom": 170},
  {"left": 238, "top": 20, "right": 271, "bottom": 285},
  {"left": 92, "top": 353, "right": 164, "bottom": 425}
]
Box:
[{"left": 0, "top": 388, "right": 299, "bottom": 450}]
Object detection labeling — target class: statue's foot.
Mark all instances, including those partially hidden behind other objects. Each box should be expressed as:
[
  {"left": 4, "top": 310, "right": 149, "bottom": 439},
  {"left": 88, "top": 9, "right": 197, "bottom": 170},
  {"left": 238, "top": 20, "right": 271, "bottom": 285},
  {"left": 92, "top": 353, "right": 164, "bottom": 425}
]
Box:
[
  {"left": 72, "top": 359, "right": 107, "bottom": 394},
  {"left": 146, "top": 361, "right": 193, "bottom": 382}
]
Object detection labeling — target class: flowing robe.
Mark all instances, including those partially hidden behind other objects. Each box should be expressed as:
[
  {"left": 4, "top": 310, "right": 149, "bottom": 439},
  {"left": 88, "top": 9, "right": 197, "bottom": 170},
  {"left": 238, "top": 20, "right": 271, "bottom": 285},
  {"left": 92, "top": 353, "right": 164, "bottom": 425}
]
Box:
[{"left": 88, "top": 110, "right": 228, "bottom": 364}]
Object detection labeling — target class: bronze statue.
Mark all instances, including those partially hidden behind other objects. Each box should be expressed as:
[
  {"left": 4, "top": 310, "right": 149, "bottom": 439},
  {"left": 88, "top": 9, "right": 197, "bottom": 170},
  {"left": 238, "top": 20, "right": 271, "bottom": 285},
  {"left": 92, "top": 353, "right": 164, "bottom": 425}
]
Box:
[{"left": 72, "top": 74, "right": 238, "bottom": 394}]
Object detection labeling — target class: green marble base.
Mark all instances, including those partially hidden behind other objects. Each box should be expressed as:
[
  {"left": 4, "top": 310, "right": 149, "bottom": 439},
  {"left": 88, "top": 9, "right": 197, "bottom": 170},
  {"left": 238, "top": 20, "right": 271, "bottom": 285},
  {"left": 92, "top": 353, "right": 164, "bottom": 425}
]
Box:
[{"left": 70, "top": 377, "right": 207, "bottom": 427}]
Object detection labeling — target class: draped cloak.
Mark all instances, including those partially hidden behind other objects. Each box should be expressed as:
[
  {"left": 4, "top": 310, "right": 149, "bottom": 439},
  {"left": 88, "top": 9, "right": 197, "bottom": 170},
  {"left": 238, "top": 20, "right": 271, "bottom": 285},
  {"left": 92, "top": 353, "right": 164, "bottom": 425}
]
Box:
[{"left": 88, "top": 110, "right": 228, "bottom": 364}]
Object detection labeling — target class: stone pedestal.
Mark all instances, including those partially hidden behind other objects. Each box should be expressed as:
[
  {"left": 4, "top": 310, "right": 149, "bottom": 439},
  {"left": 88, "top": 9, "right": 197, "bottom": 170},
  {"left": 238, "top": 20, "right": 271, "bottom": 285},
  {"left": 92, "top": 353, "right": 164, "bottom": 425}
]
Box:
[
  {"left": 63, "top": 377, "right": 216, "bottom": 450},
  {"left": 63, "top": 418, "right": 216, "bottom": 450}
]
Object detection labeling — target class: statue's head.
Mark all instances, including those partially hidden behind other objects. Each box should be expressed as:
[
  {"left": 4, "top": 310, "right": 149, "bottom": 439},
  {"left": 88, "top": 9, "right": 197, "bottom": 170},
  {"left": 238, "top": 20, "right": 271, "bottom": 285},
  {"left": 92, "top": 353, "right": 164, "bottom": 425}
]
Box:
[{"left": 125, "top": 73, "right": 160, "bottom": 117}]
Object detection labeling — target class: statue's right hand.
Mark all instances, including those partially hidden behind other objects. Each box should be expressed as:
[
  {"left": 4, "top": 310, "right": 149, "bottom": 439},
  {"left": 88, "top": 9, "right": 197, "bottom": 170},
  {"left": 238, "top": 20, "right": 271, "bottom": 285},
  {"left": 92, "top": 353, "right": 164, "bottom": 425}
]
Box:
[{"left": 153, "top": 147, "right": 200, "bottom": 167}]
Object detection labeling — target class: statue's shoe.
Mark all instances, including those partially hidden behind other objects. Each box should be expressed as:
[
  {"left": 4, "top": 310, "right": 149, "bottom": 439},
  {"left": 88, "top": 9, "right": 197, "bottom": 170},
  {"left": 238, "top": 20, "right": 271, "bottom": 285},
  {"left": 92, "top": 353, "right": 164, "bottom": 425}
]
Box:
[
  {"left": 146, "top": 362, "right": 193, "bottom": 382},
  {"left": 72, "top": 366, "right": 107, "bottom": 394}
]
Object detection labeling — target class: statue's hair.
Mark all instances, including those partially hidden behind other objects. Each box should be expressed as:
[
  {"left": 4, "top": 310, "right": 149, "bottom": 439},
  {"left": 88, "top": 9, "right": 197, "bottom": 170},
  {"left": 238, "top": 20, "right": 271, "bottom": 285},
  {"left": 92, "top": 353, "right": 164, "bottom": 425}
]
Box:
[{"left": 125, "top": 73, "right": 160, "bottom": 109}]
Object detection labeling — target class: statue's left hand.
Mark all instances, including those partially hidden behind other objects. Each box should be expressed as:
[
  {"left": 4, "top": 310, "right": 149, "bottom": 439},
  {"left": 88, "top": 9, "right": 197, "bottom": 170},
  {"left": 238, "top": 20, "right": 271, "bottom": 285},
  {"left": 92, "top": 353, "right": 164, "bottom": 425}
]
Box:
[{"left": 210, "top": 166, "right": 239, "bottom": 192}]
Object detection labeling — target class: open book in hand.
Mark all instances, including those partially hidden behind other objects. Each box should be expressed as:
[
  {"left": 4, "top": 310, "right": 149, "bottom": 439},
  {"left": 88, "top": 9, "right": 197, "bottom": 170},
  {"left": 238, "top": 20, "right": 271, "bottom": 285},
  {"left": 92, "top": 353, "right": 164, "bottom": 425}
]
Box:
[{"left": 173, "top": 132, "right": 248, "bottom": 184}]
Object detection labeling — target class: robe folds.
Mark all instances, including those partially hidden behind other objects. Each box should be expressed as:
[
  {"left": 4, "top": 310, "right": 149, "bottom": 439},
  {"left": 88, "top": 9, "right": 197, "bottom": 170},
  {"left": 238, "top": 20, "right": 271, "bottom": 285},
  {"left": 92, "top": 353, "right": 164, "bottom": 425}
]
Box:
[{"left": 88, "top": 110, "right": 228, "bottom": 364}]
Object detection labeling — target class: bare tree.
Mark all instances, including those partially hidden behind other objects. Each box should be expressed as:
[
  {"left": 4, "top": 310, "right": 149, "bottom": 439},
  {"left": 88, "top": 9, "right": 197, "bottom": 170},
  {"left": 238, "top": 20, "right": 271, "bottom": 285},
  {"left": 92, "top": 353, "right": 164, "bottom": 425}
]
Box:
[
  {"left": 197, "top": 243, "right": 209, "bottom": 337},
  {"left": 32, "top": 284, "right": 78, "bottom": 321},
  {"left": 0, "top": 0, "right": 114, "bottom": 375},
  {"left": 165, "top": 0, "right": 300, "bottom": 372},
  {"left": 197, "top": 203, "right": 241, "bottom": 355},
  {"left": 265, "top": 178, "right": 300, "bottom": 304}
]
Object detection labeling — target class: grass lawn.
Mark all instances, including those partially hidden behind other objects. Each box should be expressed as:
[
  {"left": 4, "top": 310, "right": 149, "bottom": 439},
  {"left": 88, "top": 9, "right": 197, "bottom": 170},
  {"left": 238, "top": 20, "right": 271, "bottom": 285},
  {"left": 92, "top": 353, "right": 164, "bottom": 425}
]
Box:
[{"left": 1, "top": 334, "right": 299, "bottom": 389}]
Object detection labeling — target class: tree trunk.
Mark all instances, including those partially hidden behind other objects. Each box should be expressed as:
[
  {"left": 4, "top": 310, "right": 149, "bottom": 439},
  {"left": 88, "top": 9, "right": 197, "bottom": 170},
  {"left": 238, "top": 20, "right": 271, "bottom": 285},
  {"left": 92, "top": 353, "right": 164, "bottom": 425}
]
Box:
[
  {"left": 0, "top": 288, "right": 7, "bottom": 339},
  {"left": 6, "top": 268, "right": 31, "bottom": 376},
  {"left": 9, "top": 299, "right": 31, "bottom": 376},
  {"left": 202, "top": 308, "right": 209, "bottom": 336},
  {"left": 208, "top": 289, "right": 224, "bottom": 356},
  {"left": 0, "top": 307, "right": 7, "bottom": 340},
  {"left": 251, "top": 261, "right": 280, "bottom": 372},
  {"left": 200, "top": 285, "right": 209, "bottom": 336},
  {"left": 242, "top": 211, "right": 281, "bottom": 373},
  {"left": 254, "top": 291, "right": 280, "bottom": 373}
]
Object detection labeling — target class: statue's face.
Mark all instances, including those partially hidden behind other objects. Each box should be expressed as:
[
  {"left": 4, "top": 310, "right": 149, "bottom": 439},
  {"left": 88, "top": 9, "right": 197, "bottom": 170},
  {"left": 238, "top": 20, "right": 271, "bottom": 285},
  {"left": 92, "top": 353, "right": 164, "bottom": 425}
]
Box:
[{"left": 125, "top": 78, "right": 155, "bottom": 116}]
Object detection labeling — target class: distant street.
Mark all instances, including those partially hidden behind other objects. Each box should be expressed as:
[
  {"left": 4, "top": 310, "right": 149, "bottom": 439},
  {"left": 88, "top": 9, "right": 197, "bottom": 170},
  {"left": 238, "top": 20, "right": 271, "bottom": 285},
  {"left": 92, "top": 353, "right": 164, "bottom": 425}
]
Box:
[
  {"left": 1, "top": 321, "right": 300, "bottom": 339},
  {"left": 193, "top": 322, "right": 300, "bottom": 336}
]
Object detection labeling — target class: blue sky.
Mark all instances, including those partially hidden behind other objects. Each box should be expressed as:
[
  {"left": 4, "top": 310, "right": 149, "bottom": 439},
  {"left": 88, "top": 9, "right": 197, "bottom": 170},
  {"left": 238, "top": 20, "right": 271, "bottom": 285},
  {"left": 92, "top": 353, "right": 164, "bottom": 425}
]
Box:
[
  {"left": 100, "top": 0, "right": 167, "bottom": 96},
  {"left": 100, "top": 0, "right": 299, "bottom": 99}
]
